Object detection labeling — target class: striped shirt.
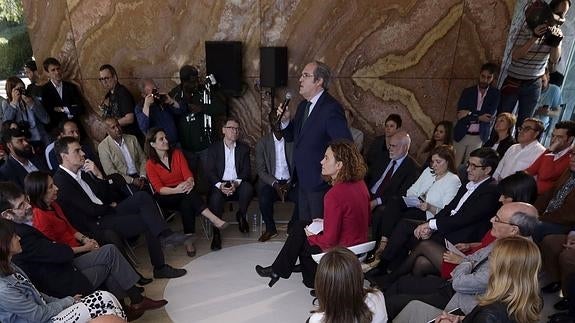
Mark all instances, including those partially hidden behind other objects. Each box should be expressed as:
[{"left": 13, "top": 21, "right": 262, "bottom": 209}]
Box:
[{"left": 507, "top": 25, "right": 552, "bottom": 80}]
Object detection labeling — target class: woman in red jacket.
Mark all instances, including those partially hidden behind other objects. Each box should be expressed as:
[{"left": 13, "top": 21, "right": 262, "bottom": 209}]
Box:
[
  {"left": 145, "top": 128, "right": 228, "bottom": 255},
  {"left": 255, "top": 140, "right": 370, "bottom": 288}
]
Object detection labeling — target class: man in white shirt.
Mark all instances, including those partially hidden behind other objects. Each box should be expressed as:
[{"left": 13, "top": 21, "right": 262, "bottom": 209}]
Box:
[{"left": 493, "top": 117, "right": 546, "bottom": 181}]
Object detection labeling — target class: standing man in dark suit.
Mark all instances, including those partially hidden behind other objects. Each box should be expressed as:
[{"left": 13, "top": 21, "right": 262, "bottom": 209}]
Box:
[
  {"left": 278, "top": 61, "right": 352, "bottom": 221},
  {"left": 0, "top": 128, "right": 49, "bottom": 189},
  {"left": 41, "top": 57, "right": 85, "bottom": 134},
  {"left": 255, "top": 113, "right": 298, "bottom": 242},
  {"left": 453, "top": 63, "right": 500, "bottom": 166},
  {"left": 206, "top": 118, "right": 253, "bottom": 249}
]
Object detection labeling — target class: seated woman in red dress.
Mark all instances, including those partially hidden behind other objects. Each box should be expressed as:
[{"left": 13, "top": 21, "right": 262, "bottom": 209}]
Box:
[
  {"left": 255, "top": 140, "right": 370, "bottom": 288},
  {"left": 144, "top": 128, "right": 228, "bottom": 255}
]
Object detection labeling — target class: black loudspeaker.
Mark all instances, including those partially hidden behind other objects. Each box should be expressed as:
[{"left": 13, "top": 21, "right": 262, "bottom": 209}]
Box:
[
  {"left": 205, "top": 41, "right": 243, "bottom": 96},
  {"left": 260, "top": 47, "right": 288, "bottom": 88}
]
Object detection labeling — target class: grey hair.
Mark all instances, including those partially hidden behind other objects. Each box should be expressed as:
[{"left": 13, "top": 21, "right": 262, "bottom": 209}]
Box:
[
  {"left": 313, "top": 61, "right": 332, "bottom": 90},
  {"left": 510, "top": 211, "right": 540, "bottom": 237},
  {"left": 139, "top": 78, "right": 156, "bottom": 94}
]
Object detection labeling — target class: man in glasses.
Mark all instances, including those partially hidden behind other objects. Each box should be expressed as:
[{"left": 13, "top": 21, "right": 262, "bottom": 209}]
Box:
[
  {"left": 98, "top": 64, "right": 141, "bottom": 139},
  {"left": 493, "top": 117, "right": 545, "bottom": 181}
]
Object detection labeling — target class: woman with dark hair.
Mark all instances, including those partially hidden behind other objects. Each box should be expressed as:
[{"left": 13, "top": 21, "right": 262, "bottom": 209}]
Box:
[
  {"left": 415, "top": 121, "right": 453, "bottom": 168},
  {"left": 0, "top": 218, "right": 126, "bottom": 323},
  {"left": 366, "top": 114, "right": 402, "bottom": 171},
  {"left": 309, "top": 247, "right": 387, "bottom": 323},
  {"left": 2, "top": 76, "right": 50, "bottom": 147},
  {"left": 144, "top": 128, "right": 227, "bottom": 256},
  {"left": 256, "top": 140, "right": 370, "bottom": 288},
  {"left": 483, "top": 113, "right": 516, "bottom": 158}
]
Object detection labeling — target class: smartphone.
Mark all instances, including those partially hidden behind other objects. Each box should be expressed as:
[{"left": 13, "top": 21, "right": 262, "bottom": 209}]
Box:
[{"left": 426, "top": 308, "right": 463, "bottom": 323}]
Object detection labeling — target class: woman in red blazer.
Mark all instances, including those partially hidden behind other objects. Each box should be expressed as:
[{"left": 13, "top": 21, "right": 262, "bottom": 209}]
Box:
[
  {"left": 255, "top": 140, "right": 370, "bottom": 288},
  {"left": 144, "top": 128, "right": 228, "bottom": 255}
]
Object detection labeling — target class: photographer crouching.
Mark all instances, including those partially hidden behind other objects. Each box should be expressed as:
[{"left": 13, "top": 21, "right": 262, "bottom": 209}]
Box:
[{"left": 499, "top": 0, "right": 570, "bottom": 128}]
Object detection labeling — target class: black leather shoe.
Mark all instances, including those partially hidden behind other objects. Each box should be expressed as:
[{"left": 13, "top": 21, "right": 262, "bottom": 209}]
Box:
[
  {"left": 543, "top": 281, "right": 562, "bottom": 293},
  {"left": 137, "top": 277, "right": 153, "bottom": 286},
  {"left": 255, "top": 265, "right": 280, "bottom": 287},
  {"left": 211, "top": 229, "right": 222, "bottom": 251},
  {"left": 236, "top": 212, "right": 249, "bottom": 233},
  {"left": 153, "top": 265, "right": 186, "bottom": 279},
  {"left": 555, "top": 298, "right": 570, "bottom": 311},
  {"left": 310, "top": 289, "right": 316, "bottom": 297},
  {"left": 292, "top": 264, "right": 303, "bottom": 273}
]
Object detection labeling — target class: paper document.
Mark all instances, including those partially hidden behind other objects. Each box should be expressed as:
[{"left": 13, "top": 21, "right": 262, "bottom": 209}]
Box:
[
  {"left": 403, "top": 195, "right": 421, "bottom": 208},
  {"left": 445, "top": 239, "right": 466, "bottom": 257},
  {"left": 306, "top": 220, "right": 324, "bottom": 235}
]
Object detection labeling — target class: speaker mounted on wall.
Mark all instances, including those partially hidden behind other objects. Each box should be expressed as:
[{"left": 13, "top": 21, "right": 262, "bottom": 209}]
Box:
[
  {"left": 260, "top": 47, "right": 288, "bottom": 88},
  {"left": 205, "top": 41, "right": 243, "bottom": 96}
]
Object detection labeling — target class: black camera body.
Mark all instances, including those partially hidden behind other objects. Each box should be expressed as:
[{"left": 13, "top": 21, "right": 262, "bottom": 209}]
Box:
[
  {"left": 16, "top": 87, "right": 33, "bottom": 97},
  {"left": 525, "top": 0, "right": 564, "bottom": 47},
  {"left": 151, "top": 89, "right": 167, "bottom": 105}
]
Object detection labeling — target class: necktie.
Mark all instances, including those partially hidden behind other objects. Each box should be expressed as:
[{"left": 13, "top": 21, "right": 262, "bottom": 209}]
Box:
[
  {"left": 375, "top": 160, "right": 396, "bottom": 197},
  {"left": 301, "top": 101, "right": 312, "bottom": 129}
]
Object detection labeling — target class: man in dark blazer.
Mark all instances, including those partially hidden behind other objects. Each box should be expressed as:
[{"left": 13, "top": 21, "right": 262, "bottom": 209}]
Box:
[
  {"left": 41, "top": 57, "right": 85, "bottom": 133},
  {"left": 453, "top": 63, "right": 500, "bottom": 166},
  {"left": 0, "top": 128, "right": 49, "bottom": 188},
  {"left": 206, "top": 118, "right": 253, "bottom": 249},
  {"left": 255, "top": 113, "right": 298, "bottom": 242},
  {"left": 278, "top": 61, "right": 352, "bottom": 221},
  {"left": 52, "top": 136, "right": 188, "bottom": 279},
  {"left": 367, "top": 147, "right": 501, "bottom": 279}
]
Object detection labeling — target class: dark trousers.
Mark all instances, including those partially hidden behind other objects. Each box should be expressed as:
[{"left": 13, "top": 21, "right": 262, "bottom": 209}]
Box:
[
  {"left": 380, "top": 219, "right": 443, "bottom": 267},
  {"left": 98, "top": 191, "right": 168, "bottom": 268},
  {"left": 385, "top": 275, "right": 454, "bottom": 319},
  {"left": 209, "top": 181, "right": 254, "bottom": 218},
  {"left": 157, "top": 191, "right": 207, "bottom": 234},
  {"left": 298, "top": 186, "right": 327, "bottom": 221},
  {"left": 258, "top": 183, "right": 298, "bottom": 233},
  {"left": 372, "top": 197, "right": 426, "bottom": 244},
  {"left": 271, "top": 220, "right": 322, "bottom": 288}
]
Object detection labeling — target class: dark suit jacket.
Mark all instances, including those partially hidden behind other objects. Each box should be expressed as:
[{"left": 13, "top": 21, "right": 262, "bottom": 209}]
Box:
[
  {"left": 0, "top": 155, "right": 49, "bottom": 189},
  {"left": 535, "top": 170, "right": 575, "bottom": 226},
  {"left": 12, "top": 222, "right": 94, "bottom": 298},
  {"left": 41, "top": 80, "right": 85, "bottom": 131},
  {"left": 255, "top": 133, "right": 294, "bottom": 187},
  {"left": 483, "top": 135, "right": 516, "bottom": 159},
  {"left": 434, "top": 177, "right": 500, "bottom": 243},
  {"left": 283, "top": 91, "right": 352, "bottom": 191},
  {"left": 368, "top": 155, "right": 419, "bottom": 205},
  {"left": 53, "top": 168, "right": 116, "bottom": 233},
  {"left": 205, "top": 140, "right": 251, "bottom": 187},
  {"left": 454, "top": 86, "right": 500, "bottom": 142}
]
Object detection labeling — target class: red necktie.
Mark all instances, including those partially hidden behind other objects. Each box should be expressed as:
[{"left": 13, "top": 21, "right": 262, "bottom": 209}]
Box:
[{"left": 375, "top": 160, "right": 396, "bottom": 197}]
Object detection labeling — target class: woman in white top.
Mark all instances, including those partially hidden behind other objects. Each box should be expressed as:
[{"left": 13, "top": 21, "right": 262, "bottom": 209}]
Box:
[{"left": 308, "top": 247, "right": 387, "bottom": 323}]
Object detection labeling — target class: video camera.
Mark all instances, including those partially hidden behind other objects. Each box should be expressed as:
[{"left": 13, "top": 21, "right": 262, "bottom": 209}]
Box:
[{"left": 525, "top": 0, "right": 565, "bottom": 47}]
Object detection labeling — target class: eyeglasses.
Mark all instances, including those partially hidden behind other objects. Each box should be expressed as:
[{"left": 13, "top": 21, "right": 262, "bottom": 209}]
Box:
[
  {"left": 466, "top": 161, "right": 487, "bottom": 170},
  {"left": 493, "top": 215, "right": 518, "bottom": 227},
  {"left": 224, "top": 126, "right": 240, "bottom": 131},
  {"left": 98, "top": 76, "right": 112, "bottom": 82},
  {"left": 300, "top": 72, "right": 314, "bottom": 78},
  {"left": 518, "top": 126, "right": 536, "bottom": 132}
]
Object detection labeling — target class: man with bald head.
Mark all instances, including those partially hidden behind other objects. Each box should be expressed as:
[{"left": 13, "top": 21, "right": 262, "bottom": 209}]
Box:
[
  {"left": 368, "top": 131, "right": 419, "bottom": 256},
  {"left": 391, "top": 202, "right": 540, "bottom": 321}
]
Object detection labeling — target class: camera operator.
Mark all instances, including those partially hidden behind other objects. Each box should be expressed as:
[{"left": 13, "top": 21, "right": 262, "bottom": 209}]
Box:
[
  {"left": 1, "top": 76, "right": 50, "bottom": 149},
  {"left": 135, "top": 79, "right": 182, "bottom": 147},
  {"left": 499, "top": 0, "right": 570, "bottom": 128}
]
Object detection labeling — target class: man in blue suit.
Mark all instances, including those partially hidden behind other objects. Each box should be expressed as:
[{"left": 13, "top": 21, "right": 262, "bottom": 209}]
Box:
[
  {"left": 278, "top": 61, "right": 352, "bottom": 221},
  {"left": 453, "top": 63, "right": 500, "bottom": 166}
]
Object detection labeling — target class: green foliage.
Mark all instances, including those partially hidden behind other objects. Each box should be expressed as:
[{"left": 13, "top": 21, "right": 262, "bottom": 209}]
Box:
[
  {"left": 0, "top": 0, "right": 23, "bottom": 23},
  {"left": 0, "top": 24, "right": 32, "bottom": 78}
]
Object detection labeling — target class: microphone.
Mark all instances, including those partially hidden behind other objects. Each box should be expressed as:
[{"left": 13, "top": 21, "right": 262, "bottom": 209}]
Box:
[{"left": 277, "top": 92, "right": 292, "bottom": 122}]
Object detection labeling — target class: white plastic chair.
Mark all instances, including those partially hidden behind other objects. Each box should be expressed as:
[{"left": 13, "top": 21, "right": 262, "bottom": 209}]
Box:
[{"left": 311, "top": 241, "right": 376, "bottom": 263}]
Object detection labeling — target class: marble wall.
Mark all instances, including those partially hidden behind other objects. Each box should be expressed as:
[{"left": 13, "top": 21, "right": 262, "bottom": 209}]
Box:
[{"left": 22, "top": 0, "right": 516, "bottom": 152}]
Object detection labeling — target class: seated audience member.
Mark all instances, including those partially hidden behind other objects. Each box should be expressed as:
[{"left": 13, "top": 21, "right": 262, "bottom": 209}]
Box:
[
  {"left": 389, "top": 203, "right": 539, "bottom": 321},
  {"left": 255, "top": 140, "right": 370, "bottom": 288},
  {"left": 52, "top": 136, "right": 188, "bottom": 279},
  {"left": 453, "top": 63, "right": 500, "bottom": 166},
  {"left": 97, "top": 64, "right": 141, "bottom": 138},
  {"left": 414, "top": 120, "right": 453, "bottom": 169},
  {"left": 46, "top": 120, "right": 99, "bottom": 171},
  {"left": 483, "top": 112, "right": 516, "bottom": 158},
  {"left": 436, "top": 237, "right": 541, "bottom": 323},
  {"left": 0, "top": 219, "right": 126, "bottom": 323},
  {"left": 365, "top": 113, "right": 402, "bottom": 181},
  {"left": 40, "top": 57, "right": 85, "bottom": 134},
  {"left": 493, "top": 117, "right": 545, "bottom": 181},
  {"left": 205, "top": 118, "right": 253, "bottom": 249},
  {"left": 145, "top": 128, "right": 228, "bottom": 256},
  {"left": 366, "top": 148, "right": 500, "bottom": 281},
  {"left": 98, "top": 117, "right": 147, "bottom": 190},
  {"left": 533, "top": 148, "right": 575, "bottom": 242},
  {"left": 0, "top": 128, "right": 49, "bottom": 188},
  {"left": 344, "top": 108, "right": 364, "bottom": 151},
  {"left": 2, "top": 76, "right": 50, "bottom": 147},
  {"left": 23, "top": 60, "right": 43, "bottom": 99},
  {"left": 540, "top": 230, "right": 575, "bottom": 312},
  {"left": 308, "top": 247, "right": 387, "bottom": 323},
  {"left": 525, "top": 120, "right": 575, "bottom": 194},
  {"left": 135, "top": 79, "right": 182, "bottom": 146},
  {"left": 368, "top": 131, "right": 419, "bottom": 256},
  {"left": 532, "top": 68, "right": 564, "bottom": 141},
  {"left": 255, "top": 113, "right": 298, "bottom": 242},
  {"left": 23, "top": 172, "right": 168, "bottom": 319}
]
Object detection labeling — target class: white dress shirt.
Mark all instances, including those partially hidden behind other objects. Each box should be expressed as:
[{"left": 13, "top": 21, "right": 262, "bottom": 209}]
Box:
[
  {"left": 406, "top": 168, "right": 461, "bottom": 219},
  {"left": 273, "top": 135, "right": 290, "bottom": 181},
  {"left": 216, "top": 141, "right": 242, "bottom": 188},
  {"left": 59, "top": 165, "right": 103, "bottom": 205},
  {"left": 493, "top": 140, "right": 545, "bottom": 180},
  {"left": 113, "top": 137, "right": 138, "bottom": 175}
]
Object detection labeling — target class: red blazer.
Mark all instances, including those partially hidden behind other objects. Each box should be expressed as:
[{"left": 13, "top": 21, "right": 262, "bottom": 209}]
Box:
[
  {"left": 525, "top": 150, "right": 570, "bottom": 194},
  {"left": 32, "top": 202, "right": 80, "bottom": 247},
  {"left": 146, "top": 148, "right": 193, "bottom": 192},
  {"left": 307, "top": 180, "right": 370, "bottom": 251}
]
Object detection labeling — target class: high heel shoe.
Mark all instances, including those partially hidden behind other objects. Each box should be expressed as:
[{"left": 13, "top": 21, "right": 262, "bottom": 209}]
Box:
[{"left": 255, "top": 265, "right": 280, "bottom": 287}]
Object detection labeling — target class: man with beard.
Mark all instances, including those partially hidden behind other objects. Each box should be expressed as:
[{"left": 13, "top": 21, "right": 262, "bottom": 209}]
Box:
[
  {"left": 453, "top": 63, "right": 501, "bottom": 166},
  {"left": 0, "top": 127, "right": 49, "bottom": 188}
]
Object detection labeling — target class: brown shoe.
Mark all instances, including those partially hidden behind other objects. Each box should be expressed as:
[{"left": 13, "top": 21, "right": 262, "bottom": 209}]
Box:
[
  {"left": 258, "top": 231, "right": 278, "bottom": 242},
  {"left": 131, "top": 296, "right": 168, "bottom": 311},
  {"left": 124, "top": 306, "right": 145, "bottom": 322}
]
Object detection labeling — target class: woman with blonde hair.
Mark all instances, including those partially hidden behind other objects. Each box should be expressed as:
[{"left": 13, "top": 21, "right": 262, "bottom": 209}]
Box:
[
  {"left": 309, "top": 247, "right": 387, "bottom": 323},
  {"left": 436, "top": 236, "right": 542, "bottom": 323}
]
